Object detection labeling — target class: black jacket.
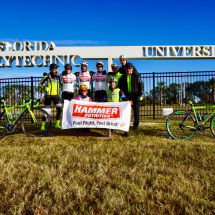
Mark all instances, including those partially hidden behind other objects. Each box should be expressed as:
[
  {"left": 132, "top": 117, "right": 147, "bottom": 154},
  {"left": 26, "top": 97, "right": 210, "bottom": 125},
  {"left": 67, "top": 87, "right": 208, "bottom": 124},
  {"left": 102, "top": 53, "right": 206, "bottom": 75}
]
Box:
[
  {"left": 118, "top": 72, "right": 144, "bottom": 97},
  {"left": 118, "top": 64, "right": 138, "bottom": 75}
]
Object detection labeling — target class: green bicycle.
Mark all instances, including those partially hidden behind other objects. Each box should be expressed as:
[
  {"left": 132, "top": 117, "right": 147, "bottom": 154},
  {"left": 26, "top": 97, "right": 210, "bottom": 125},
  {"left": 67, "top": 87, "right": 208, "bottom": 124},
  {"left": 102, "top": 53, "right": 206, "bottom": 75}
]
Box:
[
  {"left": 166, "top": 98, "right": 215, "bottom": 140},
  {"left": 0, "top": 97, "right": 51, "bottom": 140}
]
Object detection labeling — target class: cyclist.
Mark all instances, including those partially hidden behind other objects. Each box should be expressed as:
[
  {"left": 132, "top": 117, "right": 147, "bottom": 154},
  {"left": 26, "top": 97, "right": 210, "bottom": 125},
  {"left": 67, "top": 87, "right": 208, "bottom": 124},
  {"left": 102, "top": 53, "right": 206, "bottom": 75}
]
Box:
[
  {"left": 105, "top": 77, "right": 129, "bottom": 137},
  {"left": 107, "top": 63, "right": 122, "bottom": 87},
  {"left": 74, "top": 84, "right": 92, "bottom": 132},
  {"left": 59, "top": 64, "right": 76, "bottom": 101},
  {"left": 118, "top": 62, "right": 144, "bottom": 130},
  {"left": 74, "top": 61, "right": 94, "bottom": 97},
  {"left": 92, "top": 60, "right": 107, "bottom": 102},
  {"left": 118, "top": 55, "right": 138, "bottom": 75},
  {"left": 39, "top": 63, "right": 62, "bottom": 129},
  {"left": 74, "top": 84, "right": 92, "bottom": 102}
]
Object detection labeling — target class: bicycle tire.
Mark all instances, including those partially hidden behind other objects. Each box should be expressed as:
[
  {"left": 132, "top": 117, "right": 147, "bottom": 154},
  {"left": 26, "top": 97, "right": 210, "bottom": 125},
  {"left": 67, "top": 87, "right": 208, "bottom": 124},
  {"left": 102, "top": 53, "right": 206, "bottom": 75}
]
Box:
[
  {"left": 21, "top": 108, "right": 51, "bottom": 137},
  {"left": 210, "top": 115, "right": 215, "bottom": 137},
  {"left": 166, "top": 111, "right": 196, "bottom": 140},
  {"left": 0, "top": 114, "right": 7, "bottom": 140}
]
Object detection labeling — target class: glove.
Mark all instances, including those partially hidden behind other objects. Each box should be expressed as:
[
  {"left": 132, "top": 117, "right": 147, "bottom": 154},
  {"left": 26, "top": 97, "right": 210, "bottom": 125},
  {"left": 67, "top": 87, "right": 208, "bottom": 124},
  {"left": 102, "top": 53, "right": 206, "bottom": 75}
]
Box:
[
  {"left": 45, "top": 87, "right": 50, "bottom": 93},
  {"left": 43, "top": 72, "right": 48, "bottom": 76},
  {"left": 130, "top": 100, "right": 133, "bottom": 105},
  {"left": 103, "top": 97, "right": 107, "bottom": 102}
]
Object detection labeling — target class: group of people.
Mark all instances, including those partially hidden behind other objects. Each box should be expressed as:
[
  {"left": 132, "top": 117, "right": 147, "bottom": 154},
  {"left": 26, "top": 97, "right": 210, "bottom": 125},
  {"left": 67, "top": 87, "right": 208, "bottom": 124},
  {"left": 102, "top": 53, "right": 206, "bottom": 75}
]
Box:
[{"left": 39, "top": 55, "right": 144, "bottom": 137}]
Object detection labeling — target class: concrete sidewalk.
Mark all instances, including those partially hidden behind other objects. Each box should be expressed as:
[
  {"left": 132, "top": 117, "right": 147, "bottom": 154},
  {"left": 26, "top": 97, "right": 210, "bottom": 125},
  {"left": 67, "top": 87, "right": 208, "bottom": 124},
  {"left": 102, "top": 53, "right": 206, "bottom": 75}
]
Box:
[{"left": 130, "top": 122, "right": 164, "bottom": 126}]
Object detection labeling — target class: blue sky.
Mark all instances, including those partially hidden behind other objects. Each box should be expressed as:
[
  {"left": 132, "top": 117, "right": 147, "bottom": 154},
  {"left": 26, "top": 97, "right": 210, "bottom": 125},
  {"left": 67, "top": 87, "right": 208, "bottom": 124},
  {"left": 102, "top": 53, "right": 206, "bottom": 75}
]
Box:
[{"left": 0, "top": 0, "right": 215, "bottom": 78}]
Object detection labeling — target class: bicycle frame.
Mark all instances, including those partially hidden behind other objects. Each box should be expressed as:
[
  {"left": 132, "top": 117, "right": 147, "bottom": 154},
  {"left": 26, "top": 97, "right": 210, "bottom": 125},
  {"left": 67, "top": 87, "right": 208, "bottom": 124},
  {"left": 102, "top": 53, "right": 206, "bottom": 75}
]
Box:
[
  {"left": 188, "top": 100, "right": 215, "bottom": 126},
  {"left": 0, "top": 98, "right": 39, "bottom": 124}
]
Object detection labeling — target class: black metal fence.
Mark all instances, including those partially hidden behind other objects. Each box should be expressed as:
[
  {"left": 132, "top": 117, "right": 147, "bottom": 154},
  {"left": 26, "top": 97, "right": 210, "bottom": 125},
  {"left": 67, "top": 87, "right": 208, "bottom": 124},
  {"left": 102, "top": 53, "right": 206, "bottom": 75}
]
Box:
[
  {"left": 1, "top": 71, "right": 215, "bottom": 120},
  {"left": 140, "top": 71, "right": 215, "bottom": 118}
]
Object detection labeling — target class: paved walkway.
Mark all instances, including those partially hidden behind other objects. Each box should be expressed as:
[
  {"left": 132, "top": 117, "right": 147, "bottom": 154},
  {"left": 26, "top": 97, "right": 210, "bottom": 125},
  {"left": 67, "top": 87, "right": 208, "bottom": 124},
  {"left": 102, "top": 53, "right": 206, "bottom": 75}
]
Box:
[{"left": 130, "top": 122, "right": 164, "bottom": 126}]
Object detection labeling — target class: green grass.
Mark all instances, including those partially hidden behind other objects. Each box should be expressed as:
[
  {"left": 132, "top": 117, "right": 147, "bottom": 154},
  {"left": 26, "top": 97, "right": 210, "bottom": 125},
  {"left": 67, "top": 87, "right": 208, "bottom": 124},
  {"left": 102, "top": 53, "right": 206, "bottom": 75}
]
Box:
[{"left": 0, "top": 123, "right": 215, "bottom": 214}]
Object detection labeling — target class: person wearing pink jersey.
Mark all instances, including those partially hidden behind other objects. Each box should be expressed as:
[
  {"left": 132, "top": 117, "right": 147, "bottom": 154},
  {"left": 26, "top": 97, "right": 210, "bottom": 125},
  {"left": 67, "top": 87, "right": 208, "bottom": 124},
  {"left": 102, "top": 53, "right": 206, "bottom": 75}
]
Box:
[
  {"left": 73, "top": 84, "right": 92, "bottom": 132},
  {"left": 73, "top": 84, "right": 92, "bottom": 102}
]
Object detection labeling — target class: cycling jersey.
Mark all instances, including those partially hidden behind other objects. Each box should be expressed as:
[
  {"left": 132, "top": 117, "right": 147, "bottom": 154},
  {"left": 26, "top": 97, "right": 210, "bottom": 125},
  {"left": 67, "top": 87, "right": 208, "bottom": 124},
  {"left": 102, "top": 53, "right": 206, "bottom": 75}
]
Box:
[
  {"left": 106, "top": 88, "right": 127, "bottom": 102},
  {"left": 92, "top": 70, "right": 107, "bottom": 91},
  {"left": 73, "top": 95, "right": 92, "bottom": 102},
  {"left": 58, "top": 73, "right": 76, "bottom": 92},
  {"left": 74, "top": 71, "right": 94, "bottom": 89},
  {"left": 39, "top": 74, "right": 61, "bottom": 96}
]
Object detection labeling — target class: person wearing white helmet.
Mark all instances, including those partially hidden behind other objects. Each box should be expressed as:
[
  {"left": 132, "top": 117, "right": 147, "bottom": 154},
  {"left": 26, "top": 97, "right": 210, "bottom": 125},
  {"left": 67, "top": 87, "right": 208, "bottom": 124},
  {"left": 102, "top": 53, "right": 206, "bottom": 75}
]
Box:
[
  {"left": 118, "top": 55, "right": 138, "bottom": 75},
  {"left": 74, "top": 61, "right": 94, "bottom": 97},
  {"left": 107, "top": 62, "right": 122, "bottom": 87},
  {"left": 92, "top": 60, "right": 107, "bottom": 102},
  {"left": 58, "top": 64, "right": 76, "bottom": 101}
]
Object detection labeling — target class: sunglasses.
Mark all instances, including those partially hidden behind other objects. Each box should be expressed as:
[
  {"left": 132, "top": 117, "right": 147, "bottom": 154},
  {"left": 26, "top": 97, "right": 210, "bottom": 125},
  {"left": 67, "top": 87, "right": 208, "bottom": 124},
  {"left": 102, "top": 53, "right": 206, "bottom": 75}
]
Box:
[
  {"left": 80, "top": 89, "right": 87, "bottom": 92},
  {"left": 112, "top": 67, "right": 118, "bottom": 69},
  {"left": 97, "top": 65, "right": 102, "bottom": 68},
  {"left": 120, "top": 59, "right": 126, "bottom": 61},
  {"left": 127, "top": 67, "right": 133, "bottom": 70},
  {"left": 66, "top": 68, "right": 71, "bottom": 70},
  {"left": 81, "top": 65, "right": 87, "bottom": 67}
]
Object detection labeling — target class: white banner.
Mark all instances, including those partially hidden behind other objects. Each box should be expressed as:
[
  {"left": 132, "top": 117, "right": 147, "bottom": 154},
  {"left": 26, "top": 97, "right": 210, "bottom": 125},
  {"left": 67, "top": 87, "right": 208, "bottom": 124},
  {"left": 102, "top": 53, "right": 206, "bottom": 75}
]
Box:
[{"left": 62, "top": 100, "right": 131, "bottom": 132}]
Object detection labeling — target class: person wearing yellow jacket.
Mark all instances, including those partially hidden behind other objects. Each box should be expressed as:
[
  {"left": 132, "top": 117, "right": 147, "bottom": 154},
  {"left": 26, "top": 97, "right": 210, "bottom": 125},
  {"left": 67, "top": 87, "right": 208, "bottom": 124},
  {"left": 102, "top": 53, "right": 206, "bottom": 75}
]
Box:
[{"left": 39, "top": 63, "right": 62, "bottom": 129}]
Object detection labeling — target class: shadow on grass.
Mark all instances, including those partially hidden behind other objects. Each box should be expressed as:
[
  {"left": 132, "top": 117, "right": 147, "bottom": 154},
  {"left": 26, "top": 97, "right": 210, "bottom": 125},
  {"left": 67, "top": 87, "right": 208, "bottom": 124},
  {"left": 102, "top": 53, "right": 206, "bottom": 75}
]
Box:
[
  {"left": 47, "top": 128, "right": 108, "bottom": 138},
  {"left": 2, "top": 123, "right": 109, "bottom": 138},
  {"left": 3, "top": 122, "right": 215, "bottom": 141}
]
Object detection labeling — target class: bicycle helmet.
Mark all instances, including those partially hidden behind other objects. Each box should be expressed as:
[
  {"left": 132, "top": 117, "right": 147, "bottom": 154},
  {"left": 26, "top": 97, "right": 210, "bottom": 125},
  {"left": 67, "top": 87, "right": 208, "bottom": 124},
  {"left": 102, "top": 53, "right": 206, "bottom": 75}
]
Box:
[
  {"left": 49, "top": 63, "right": 58, "bottom": 69},
  {"left": 81, "top": 61, "right": 88, "bottom": 67},
  {"left": 96, "top": 60, "right": 104, "bottom": 67},
  {"left": 119, "top": 55, "right": 127, "bottom": 60},
  {"left": 64, "top": 64, "right": 72, "bottom": 71},
  {"left": 109, "top": 77, "right": 117, "bottom": 83},
  {"left": 79, "top": 85, "right": 88, "bottom": 90},
  {"left": 111, "top": 63, "right": 119, "bottom": 68}
]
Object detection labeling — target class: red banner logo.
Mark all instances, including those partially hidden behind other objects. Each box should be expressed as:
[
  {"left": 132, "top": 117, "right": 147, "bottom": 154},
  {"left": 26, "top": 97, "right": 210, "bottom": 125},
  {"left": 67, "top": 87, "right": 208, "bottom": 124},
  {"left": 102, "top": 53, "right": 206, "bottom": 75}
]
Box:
[{"left": 71, "top": 104, "right": 121, "bottom": 119}]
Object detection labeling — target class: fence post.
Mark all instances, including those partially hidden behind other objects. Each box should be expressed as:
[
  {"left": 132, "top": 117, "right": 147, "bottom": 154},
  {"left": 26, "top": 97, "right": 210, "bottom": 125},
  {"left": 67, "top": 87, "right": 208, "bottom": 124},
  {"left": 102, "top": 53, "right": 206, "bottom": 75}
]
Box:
[
  {"left": 31, "top": 76, "right": 34, "bottom": 109},
  {"left": 91, "top": 81, "right": 94, "bottom": 101},
  {"left": 153, "top": 72, "right": 155, "bottom": 120}
]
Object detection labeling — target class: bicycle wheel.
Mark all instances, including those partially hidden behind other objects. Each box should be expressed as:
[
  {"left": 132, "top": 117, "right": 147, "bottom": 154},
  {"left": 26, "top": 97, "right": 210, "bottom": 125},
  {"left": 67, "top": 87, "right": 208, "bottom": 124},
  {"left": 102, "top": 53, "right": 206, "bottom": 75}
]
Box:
[
  {"left": 210, "top": 115, "right": 215, "bottom": 137},
  {"left": 21, "top": 108, "right": 51, "bottom": 137},
  {"left": 0, "top": 114, "right": 7, "bottom": 140},
  {"left": 166, "top": 111, "right": 196, "bottom": 140}
]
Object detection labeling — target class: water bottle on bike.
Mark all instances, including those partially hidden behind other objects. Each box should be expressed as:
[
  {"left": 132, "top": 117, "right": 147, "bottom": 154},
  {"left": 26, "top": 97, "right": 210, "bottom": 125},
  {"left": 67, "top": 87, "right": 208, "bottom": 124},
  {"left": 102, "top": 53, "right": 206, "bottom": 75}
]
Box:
[
  {"left": 196, "top": 112, "right": 202, "bottom": 121},
  {"left": 202, "top": 112, "right": 210, "bottom": 121}
]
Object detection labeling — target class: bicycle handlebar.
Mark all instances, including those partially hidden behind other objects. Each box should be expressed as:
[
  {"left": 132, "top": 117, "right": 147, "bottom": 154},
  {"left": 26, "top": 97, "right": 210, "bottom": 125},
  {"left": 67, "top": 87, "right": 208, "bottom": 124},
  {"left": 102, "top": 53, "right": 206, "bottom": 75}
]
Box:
[
  {"left": 26, "top": 97, "right": 40, "bottom": 108},
  {"left": 33, "top": 99, "right": 40, "bottom": 108}
]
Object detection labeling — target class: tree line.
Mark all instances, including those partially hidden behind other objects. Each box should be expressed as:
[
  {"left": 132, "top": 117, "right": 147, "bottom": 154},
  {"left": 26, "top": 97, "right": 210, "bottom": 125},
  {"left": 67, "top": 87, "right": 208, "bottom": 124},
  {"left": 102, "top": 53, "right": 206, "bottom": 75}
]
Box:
[{"left": 143, "top": 78, "right": 215, "bottom": 105}]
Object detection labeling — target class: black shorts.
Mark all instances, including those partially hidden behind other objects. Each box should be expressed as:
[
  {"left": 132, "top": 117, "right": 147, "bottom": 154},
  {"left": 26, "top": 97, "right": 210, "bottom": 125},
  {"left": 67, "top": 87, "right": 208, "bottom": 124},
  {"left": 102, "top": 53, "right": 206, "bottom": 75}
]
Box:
[
  {"left": 62, "top": 92, "right": 74, "bottom": 101},
  {"left": 44, "top": 95, "right": 62, "bottom": 108},
  {"left": 95, "top": 90, "right": 106, "bottom": 101}
]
